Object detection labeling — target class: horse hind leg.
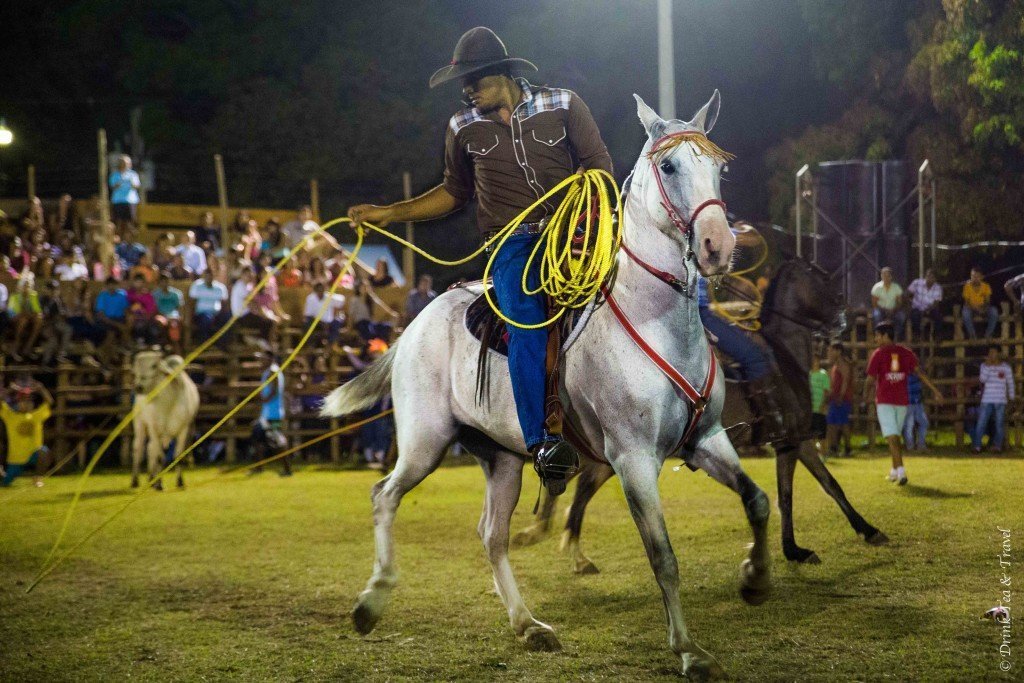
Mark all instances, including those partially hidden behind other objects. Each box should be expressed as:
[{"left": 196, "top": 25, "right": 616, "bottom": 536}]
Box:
[
  {"left": 691, "top": 429, "right": 771, "bottom": 606},
  {"left": 173, "top": 427, "right": 189, "bottom": 489},
  {"left": 776, "top": 445, "right": 819, "bottom": 563},
  {"left": 480, "top": 450, "right": 560, "bottom": 652},
  {"left": 146, "top": 431, "right": 165, "bottom": 491},
  {"left": 795, "top": 442, "right": 889, "bottom": 546},
  {"left": 560, "top": 461, "right": 614, "bottom": 575},
  {"left": 509, "top": 483, "right": 558, "bottom": 549},
  {"left": 352, "top": 420, "right": 453, "bottom": 636}
]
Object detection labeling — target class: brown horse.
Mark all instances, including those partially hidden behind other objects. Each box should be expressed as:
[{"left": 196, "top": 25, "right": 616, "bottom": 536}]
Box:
[{"left": 513, "top": 256, "right": 889, "bottom": 570}]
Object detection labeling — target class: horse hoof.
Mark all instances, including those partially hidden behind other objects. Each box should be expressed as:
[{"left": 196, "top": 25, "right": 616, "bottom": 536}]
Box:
[
  {"left": 865, "top": 530, "right": 889, "bottom": 546},
  {"left": 130, "top": 479, "right": 139, "bottom": 489},
  {"left": 176, "top": 478, "right": 185, "bottom": 489},
  {"left": 352, "top": 597, "right": 382, "bottom": 635},
  {"left": 784, "top": 547, "right": 820, "bottom": 564},
  {"left": 573, "top": 559, "right": 600, "bottom": 575},
  {"left": 153, "top": 480, "right": 164, "bottom": 492},
  {"left": 523, "top": 625, "right": 561, "bottom": 652},
  {"left": 683, "top": 652, "right": 726, "bottom": 681},
  {"left": 511, "top": 528, "right": 545, "bottom": 549},
  {"left": 739, "top": 559, "right": 770, "bottom": 606}
]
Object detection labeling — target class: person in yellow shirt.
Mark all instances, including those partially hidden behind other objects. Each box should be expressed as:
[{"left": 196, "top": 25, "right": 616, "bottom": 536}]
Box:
[
  {"left": 961, "top": 267, "right": 999, "bottom": 339},
  {"left": 0, "top": 381, "right": 53, "bottom": 487}
]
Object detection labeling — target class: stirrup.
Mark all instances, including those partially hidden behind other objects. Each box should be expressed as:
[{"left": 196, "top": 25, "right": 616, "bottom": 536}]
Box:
[{"left": 532, "top": 438, "right": 579, "bottom": 495}]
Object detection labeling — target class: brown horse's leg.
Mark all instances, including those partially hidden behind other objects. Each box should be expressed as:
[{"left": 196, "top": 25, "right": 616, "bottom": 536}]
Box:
[
  {"left": 776, "top": 445, "right": 820, "bottom": 563},
  {"left": 560, "top": 461, "right": 615, "bottom": 574}
]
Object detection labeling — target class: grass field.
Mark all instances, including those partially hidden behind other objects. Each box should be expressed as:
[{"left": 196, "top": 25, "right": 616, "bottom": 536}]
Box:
[{"left": 1, "top": 450, "right": 1020, "bottom": 682}]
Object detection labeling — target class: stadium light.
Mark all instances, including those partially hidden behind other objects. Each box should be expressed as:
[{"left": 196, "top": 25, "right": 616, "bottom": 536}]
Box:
[{"left": 0, "top": 118, "right": 12, "bottom": 146}]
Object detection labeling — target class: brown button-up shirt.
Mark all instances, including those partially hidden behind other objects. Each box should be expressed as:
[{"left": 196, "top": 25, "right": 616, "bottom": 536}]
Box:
[{"left": 443, "top": 79, "right": 613, "bottom": 234}]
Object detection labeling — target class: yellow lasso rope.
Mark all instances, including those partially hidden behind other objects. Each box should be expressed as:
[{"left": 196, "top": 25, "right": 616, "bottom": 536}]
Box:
[
  {"left": 708, "top": 227, "right": 769, "bottom": 331},
  {"left": 355, "top": 169, "right": 621, "bottom": 329},
  {"left": 30, "top": 218, "right": 359, "bottom": 591}
]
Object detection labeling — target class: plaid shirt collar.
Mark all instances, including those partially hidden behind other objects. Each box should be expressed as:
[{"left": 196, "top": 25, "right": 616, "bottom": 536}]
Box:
[{"left": 450, "top": 79, "right": 569, "bottom": 133}]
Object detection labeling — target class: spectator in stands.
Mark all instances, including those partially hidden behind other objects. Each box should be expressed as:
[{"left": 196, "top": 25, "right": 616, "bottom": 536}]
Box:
[
  {"left": 282, "top": 205, "right": 318, "bottom": 250},
  {"left": 369, "top": 257, "right": 394, "bottom": 288},
  {"left": 128, "top": 252, "right": 158, "bottom": 283},
  {"left": 870, "top": 266, "right": 906, "bottom": 340},
  {"left": 232, "top": 211, "right": 251, "bottom": 235},
  {"left": 350, "top": 280, "right": 390, "bottom": 341},
  {"left": 127, "top": 275, "right": 159, "bottom": 345},
  {"left": 188, "top": 269, "right": 229, "bottom": 343},
  {"left": 196, "top": 211, "right": 221, "bottom": 252},
  {"left": 236, "top": 218, "right": 263, "bottom": 264},
  {"left": 404, "top": 274, "right": 436, "bottom": 326},
  {"left": 278, "top": 252, "right": 304, "bottom": 287},
  {"left": 176, "top": 230, "right": 208, "bottom": 276},
  {"left": 56, "top": 194, "right": 81, "bottom": 242},
  {"left": 0, "top": 381, "right": 53, "bottom": 487},
  {"left": 64, "top": 279, "right": 100, "bottom": 361},
  {"left": 153, "top": 274, "right": 184, "bottom": 353},
  {"left": 304, "top": 281, "right": 344, "bottom": 345},
  {"left": 809, "top": 354, "right": 830, "bottom": 456},
  {"left": 902, "top": 373, "right": 928, "bottom": 451},
  {"left": 152, "top": 232, "right": 176, "bottom": 271},
  {"left": 863, "top": 321, "right": 942, "bottom": 485},
  {"left": 305, "top": 256, "right": 331, "bottom": 287},
  {"left": 961, "top": 267, "right": 999, "bottom": 339},
  {"left": 38, "top": 280, "right": 72, "bottom": 365},
  {"left": 163, "top": 253, "right": 193, "bottom": 280},
  {"left": 344, "top": 339, "right": 393, "bottom": 469},
  {"left": 8, "top": 276, "right": 43, "bottom": 362},
  {"left": 109, "top": 155, "right": 141, "bottom": 236},
  {"left": 94, "top": 277, "right": 130, "bottom": 359},
  {"left": 230, "top": 267, "right": 274, "bottom": 343},
  {"left": 907, "top": 268, "right": 943, "bottom": 339},
  {"left": 973, "top": 346, "right": 1015, "bottom": 453},
  {"left": 262, "top": 219, "right": 289, "bottom": 260},
  {"left": 825, "top": 342, "right": 854, "bottom": 457},
  {"left": 1004, "top": 271, "right": 1024, "bottom": 316},
  {"left": 115, "top": 227, "right": 148, "bottom": 273},
  {"left": 248, "top": 352, "right": 292, "bottom": 476},
  {"left": 252, "top": 262, "right": 289, "bottom": 332},
  {"left": 9, "top": 235, "right": 31, "bottom": 273},
  {"left": 53, "top": 247, "right": 89, "bottom": 281},
  {"left": 206, "top": 252, "right": 228, "bottom": 284}
]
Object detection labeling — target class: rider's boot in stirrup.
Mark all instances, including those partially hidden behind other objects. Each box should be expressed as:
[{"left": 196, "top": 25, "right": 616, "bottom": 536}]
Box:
[
  {"left": 531, "top": 437, "right": 579, "bottom": 496},
  {"left": 746, "top": 373, "right": 788, "bottom": 444}
]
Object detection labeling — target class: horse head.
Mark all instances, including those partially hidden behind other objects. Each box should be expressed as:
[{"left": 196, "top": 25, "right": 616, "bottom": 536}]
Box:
[
  {"left": 769, "top": 258, "right": 846, "bottom": 335},
  {"left": 626, "top": 91, "right": 735, "bottom": 277}
]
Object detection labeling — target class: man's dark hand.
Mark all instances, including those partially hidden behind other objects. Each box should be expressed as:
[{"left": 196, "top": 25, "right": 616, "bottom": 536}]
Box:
[{"left": 347, "top": 204, "right": 395, "bottom": 228}]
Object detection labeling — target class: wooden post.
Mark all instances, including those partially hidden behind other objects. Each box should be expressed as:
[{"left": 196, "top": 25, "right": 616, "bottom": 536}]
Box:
[
  {"left": 26, "top": 164, "right": 35, "bottom": 199},
  {"left": 402, "top": 171, "right": 414, "bottom": 286},
  {"left": 98, "top": 130, "right": 110, "bottom": 228},
  {"left": 310, "top": 179, "right": 320, "bottom": 223},
  {"left": 214, "top": 154, "right": 229, "bottom": 253},
  {"left": 953, "top": 304, "right": 966, "bottom": 448}
]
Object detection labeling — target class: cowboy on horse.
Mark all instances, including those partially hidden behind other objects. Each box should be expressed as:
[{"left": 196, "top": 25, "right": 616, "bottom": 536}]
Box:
[{"left": 346, "top": 26, "right": 613, "bottom": 494}]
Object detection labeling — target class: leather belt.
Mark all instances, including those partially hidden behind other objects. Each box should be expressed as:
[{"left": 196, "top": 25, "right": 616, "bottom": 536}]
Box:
[{"left": 483, "top": 220, "right": 546, "bottom": 247}]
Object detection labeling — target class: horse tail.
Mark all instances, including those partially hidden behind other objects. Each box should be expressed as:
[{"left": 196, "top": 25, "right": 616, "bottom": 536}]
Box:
[{"left": 320, "top": 342, "right": 397, "bottom": 417}]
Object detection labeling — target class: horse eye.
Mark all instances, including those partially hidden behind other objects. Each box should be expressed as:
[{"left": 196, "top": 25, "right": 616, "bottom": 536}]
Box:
[{"left": 660, "top": 161, "right": 675, "bottom": 175}]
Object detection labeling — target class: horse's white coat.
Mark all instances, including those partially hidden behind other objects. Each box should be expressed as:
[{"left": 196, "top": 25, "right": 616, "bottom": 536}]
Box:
[{"left": 324, "top": 93, "right": 766, "bottom": 679}]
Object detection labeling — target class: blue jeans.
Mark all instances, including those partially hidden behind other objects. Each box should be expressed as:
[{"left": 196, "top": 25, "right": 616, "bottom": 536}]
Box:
[
  {"left": 902, "top": 402, "right": 928, "bottom": 450},
  {"left": 961, "top": 305, "right": 999, "bottom": 339},
  {"left": 872, "top": 307, "right": 907, "bottom": 340},
  {"left": 492, "top": 234, "right": 548, "bottom": 449},
  {"left": 973, "top": 402, "right": 1006, "bottom": 449},
  {"left": 699, "top": 307, "right": 772, "bottom": 381}
]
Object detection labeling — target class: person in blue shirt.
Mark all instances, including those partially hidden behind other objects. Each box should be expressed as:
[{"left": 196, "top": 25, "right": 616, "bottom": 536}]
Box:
[
  {"left": 109, "top": 155, "right": 141, "bottom": 235},
  {"left": 93, "top": 277, "right": 129, "bottom": 360},
  {"left": 248, "top": 353, "right": 292, "bottom": 476},
  {"left": 902, "top": 373, "right": 928, "bottom": 450}
]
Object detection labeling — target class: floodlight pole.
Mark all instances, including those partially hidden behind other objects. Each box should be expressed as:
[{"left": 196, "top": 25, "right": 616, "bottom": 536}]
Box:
[
  {"left": 657, "top": 0, "right": 675, "bottom": 120},
  {"left": 795, "top": 164, "right": 810, "bottom": 258},
  {"left": 918, "top": 159, "right": 931, "bottom": 279}
]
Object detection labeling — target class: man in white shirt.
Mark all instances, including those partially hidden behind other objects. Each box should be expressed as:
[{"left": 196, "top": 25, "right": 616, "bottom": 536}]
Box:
[
  {"left": 0, "top": 281, "right": 8, "bottom": 340},
  {"left": 870, "top": 266, "right": 906, "bottom": 341},
  {"left": 973, "top": 346, "right": 1016, "bottom": 453},
  {"left": 176, "top": 231, "right": 208, "bottom": 276},
  {"left": 304, "top": 282, "right": 346, "bottom": 344},
  {"left": 230, "top": 267, "right": 273, "bottom": 342},
  {"left": 188, "top": 269, "right": 228, "bottom": 342},
  {"left": 906, "top": 268, "right": 943, "bottom": 339}
]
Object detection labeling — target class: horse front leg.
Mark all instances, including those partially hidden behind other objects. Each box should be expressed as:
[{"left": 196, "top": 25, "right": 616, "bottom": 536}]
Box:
[
  {"left": 560, "top": 461, "right": 615, "bottom": 574},
  {"left": 146, "top": 430, "right": 165, "bottom": 491},
  {"left": 130, "top": 425, "right": 145, "bottom": 488},
  {"left": 614, "top": 454, "right": 725, "bottom": 680},
  {"left": 690, "top": 429, "right": 770, "bottom": 605},
  {"left": 776, "top": 445, "right": 819, "bottom": 563},
  {"left": 794, "top": 442, "right": 888, "bottom": 546},
  {"left": 172, "top": 426, "right": 190, "bottom": 489},
  {"left": 480, "top": 450, "right": 561, "bottom": 651}
]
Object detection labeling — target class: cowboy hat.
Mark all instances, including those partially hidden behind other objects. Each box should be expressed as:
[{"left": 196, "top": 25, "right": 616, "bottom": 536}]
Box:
[{"left": 429, "top": 27, "right": 537, "bottom": 89}]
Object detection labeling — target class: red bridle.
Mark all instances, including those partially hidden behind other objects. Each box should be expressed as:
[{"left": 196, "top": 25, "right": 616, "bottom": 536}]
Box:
[{"left": 649, "top": 132, "right": 727, "bottom": 239}]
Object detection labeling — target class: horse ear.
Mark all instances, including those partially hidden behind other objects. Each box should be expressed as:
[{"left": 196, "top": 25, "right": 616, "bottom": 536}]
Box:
[
  {"left": 688, "top": 89, "right": 721, "bottom": 134},
  {"left": 634, "top": 94, "right": 665, "bottom": 137}
]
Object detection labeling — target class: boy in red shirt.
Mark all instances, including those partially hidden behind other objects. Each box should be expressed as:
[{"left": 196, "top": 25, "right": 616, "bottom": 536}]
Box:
[{"left": 863, "top": 321, "right": 942, "bottom": 485}]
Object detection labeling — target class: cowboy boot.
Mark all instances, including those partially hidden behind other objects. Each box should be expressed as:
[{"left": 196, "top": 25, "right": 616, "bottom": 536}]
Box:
[
  {"left": 745, "top": 374, "right": 788, "bottom": 444},
  {"left": 531, "top": 437, "right": 579, "bottom": 496}
]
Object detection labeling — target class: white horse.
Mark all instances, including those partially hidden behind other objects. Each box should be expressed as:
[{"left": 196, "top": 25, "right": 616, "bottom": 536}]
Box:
[
  {"left": 130, "top": 349, "right": 200, "bottom": 490},
  {"left": 323, "top": 93, "right": 769, "bottom": 680}
]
